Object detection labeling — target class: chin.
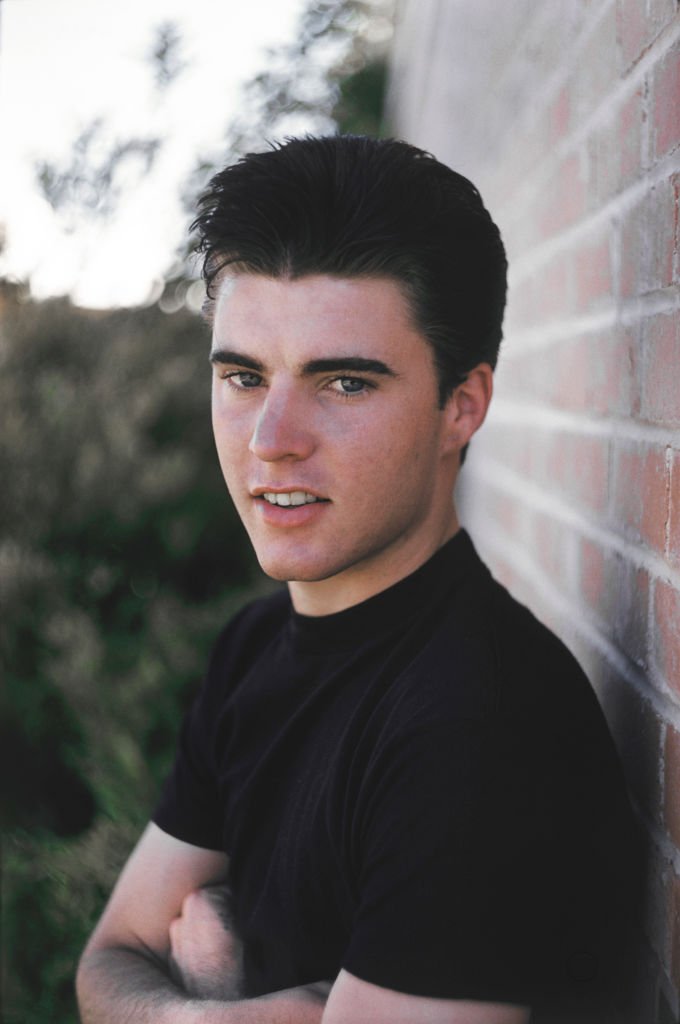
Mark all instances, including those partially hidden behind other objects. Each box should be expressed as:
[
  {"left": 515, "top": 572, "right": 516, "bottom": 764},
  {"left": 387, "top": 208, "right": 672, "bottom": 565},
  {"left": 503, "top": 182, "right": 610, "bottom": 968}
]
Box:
[{"left": 254, "top": 547, "right": 343, "bottom": 584}]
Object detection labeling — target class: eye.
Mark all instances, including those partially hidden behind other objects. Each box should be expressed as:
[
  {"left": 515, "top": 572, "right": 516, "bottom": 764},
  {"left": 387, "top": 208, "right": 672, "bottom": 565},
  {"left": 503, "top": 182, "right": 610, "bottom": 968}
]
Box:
[
  {"left": 220, "top": 370, "right": 263, "bottom": 389},
  {"left": 327, "top": 377, "right": 372, "bottom": 397}
]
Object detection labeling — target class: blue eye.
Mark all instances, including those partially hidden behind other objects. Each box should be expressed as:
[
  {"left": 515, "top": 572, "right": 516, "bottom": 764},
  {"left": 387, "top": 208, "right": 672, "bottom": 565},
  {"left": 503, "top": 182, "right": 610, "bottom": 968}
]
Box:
[
  {"left": 330, "top": 377, "right": 369, "bottom": 396},
  {"left": 224, "top": 371, "right": 262, "bottom": 388}
]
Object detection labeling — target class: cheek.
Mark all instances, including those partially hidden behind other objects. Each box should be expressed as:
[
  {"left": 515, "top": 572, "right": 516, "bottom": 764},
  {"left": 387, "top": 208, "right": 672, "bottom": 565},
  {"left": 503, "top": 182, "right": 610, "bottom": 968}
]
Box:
[
  {"left": 212, "top": 398, "right": 252, "bottom": 451},
  {"left": 334, "top": 424, "right": 430, "bottom": 504},
  {"left": 340, "top": 408, "right": 434, "bottom": 469}
]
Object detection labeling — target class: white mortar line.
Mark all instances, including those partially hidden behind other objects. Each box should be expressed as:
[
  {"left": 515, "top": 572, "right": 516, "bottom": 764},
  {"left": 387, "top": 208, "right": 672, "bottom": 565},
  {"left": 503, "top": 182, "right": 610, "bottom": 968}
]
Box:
[
  {"left": 466, "top": 455, "right": 680, "bottom": 590},
  {"left": 481, "top": 2, "right": 610, "bottom": 148},
  {"left": 484, "top": 398, "right": 680, "bottom": 448},
  {"left": 499, "top": 16, "right": 680, "bottom": 255},
  {"left": 503, "top": 287, "right": 680, "bottom": 355},
  {"left": 482, "top": 0, "right": 618, "bottom": 195},
  {"left": 508, "top": 148, "right": 680, "bottom": 286}
]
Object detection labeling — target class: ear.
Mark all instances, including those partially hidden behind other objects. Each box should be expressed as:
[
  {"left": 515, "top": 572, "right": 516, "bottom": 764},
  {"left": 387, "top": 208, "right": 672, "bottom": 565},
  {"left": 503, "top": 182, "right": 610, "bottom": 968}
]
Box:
[{"left": 440, "top": 363, "right": 494, "bottom": 456}]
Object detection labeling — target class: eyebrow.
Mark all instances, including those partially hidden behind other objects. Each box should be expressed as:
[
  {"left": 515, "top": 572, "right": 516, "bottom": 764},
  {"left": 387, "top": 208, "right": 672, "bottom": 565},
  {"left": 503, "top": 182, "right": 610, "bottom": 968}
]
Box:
[
  {"left": 209, "top": 349, "right": 264, "bottom": 371},
  {"left": 209, "top": 348, "right": 397, "bottom": 378}
]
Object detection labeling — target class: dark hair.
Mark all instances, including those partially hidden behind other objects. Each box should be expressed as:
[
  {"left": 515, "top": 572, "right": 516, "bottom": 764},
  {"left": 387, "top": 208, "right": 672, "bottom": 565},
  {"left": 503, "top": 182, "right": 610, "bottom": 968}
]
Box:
[{"left": 192, "top": 135, "right": 507, "bottom": 407}]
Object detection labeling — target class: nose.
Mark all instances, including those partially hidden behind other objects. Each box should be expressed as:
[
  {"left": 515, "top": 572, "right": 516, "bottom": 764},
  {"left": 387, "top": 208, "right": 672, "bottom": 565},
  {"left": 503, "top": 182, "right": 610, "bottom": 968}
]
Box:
[{"left": 248, "top": 385, "right": 316, "bottom": 462}]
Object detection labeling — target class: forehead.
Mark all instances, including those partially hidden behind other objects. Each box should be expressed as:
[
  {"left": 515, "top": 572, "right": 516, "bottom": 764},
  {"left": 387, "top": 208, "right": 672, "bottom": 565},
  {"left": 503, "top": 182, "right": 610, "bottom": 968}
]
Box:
[{"left": 211, "top": 273, "right": 425, "bottom": 362}]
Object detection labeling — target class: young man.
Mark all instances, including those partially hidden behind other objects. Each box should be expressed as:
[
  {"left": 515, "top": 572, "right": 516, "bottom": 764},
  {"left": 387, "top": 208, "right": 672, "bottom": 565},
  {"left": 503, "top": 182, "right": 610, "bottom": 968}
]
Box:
[{"left": 77, "top": 136, "right": 640, "bottom": 1023}]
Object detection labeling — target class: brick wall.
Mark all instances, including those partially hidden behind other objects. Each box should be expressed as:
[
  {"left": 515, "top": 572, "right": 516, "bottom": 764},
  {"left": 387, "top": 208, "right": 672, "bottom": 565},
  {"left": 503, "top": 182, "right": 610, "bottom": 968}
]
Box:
[{"left": 388, "top": 1, "right": 680, "bottom": 1019}]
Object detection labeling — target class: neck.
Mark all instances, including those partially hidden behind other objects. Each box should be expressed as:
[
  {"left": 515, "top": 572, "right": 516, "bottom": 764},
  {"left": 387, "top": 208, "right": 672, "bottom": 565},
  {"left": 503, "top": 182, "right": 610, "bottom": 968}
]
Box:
[{"left": 288, "top": 509, "right": 460, "bottom": 617}]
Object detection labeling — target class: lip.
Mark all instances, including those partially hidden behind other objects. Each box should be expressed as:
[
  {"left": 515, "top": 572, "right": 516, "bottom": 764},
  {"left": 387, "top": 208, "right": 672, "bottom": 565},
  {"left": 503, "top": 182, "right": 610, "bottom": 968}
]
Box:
[
  {"left": 254, "top": 494, "right": 330, "bottom": 528},
  {"left": 250, "top": 486, "right": 328, "bottom": 499}
]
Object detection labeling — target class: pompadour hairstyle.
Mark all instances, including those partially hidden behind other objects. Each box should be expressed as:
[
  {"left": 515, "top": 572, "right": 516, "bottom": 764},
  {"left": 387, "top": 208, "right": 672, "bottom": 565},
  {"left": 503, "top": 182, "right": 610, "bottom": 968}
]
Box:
[{"left": 192, "top": 134, "right": 507, "bottom": 407}]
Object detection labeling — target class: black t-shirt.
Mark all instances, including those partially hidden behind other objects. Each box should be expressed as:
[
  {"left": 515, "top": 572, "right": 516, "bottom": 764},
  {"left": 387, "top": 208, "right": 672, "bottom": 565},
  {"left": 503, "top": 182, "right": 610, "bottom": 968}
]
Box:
[{"left": 153, "top": 530, "right": 641, "bottom": 1016}]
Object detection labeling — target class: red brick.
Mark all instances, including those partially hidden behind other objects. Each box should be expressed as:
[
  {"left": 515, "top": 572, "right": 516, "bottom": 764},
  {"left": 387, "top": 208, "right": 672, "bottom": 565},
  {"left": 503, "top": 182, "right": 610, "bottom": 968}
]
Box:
[
  {"left": 493, "top": 349, "right": 558, "bottom": 412},
  {"left": 665, "top": 729, "right": 680, "bottom": 850},
  {"left": 674, "top": 172, "right": 680, "bottom": 286},
  {"left": 553, "top": 338, "right": 591, "bottom": 411},
  {"left": 607, "top": 556, "right": 650, "bottom": 668},
  {"left": 579, "top": 536, "right": 606, "bottom": 613},
  {"left": 490, "top": 351, "right": 523, "bottom": 397},
  {"left": 547, "top": 330, "right": 640, "bottom": 417},
  {"left": 655, "top": 581, "right": 680, "bottom": 697},
  {"left": 480, "top": 421, "right": 534, "bottom": 478},
  {"left": 620, "top": 199, "right": 645, "bottom": 299},
  {"left": 641, "top": 314, "right": 680, "bottom": 424},
  {"left": 616, "top": 0, "right": 651, "bottom": 69},
  {"left": 508, "top": 251, "right": 572, "bottom": 328},
  {"left": 504, "top": 276, "right": 535, "bottom": 332},
  {"left": 619, "top": 87, "right": 645, "bottom": 188},
  {"left": 481, "top": 488, "right": 520, "bottom": 536},
  {"left": 547, "top": 433, "right": 610, "bottom": 516},
  {"left": 650, "top": 175, "right": 677, "bottom": 290},
  {"left": 540, "top": 154, "right": 586, "bottom": 238},
  {"left": 530, "top": 511, "right": 567, "bottom": 583},
  {"left": 587, "top": 123, "right": 620, "bottom": 207},
  {"left": 653, "top": 42, "right": 680, "bottom": 161},
  {"left": 648, "top": 0, "right": 677, "bottom": 35},
  {"left": 576, "top": 6, "right": 618, "bottom": 113},
  {"left": 621, "top": 182, "right": 675, "bottom": 298},
  {"left": 574, "top": 234, "right": 612, "bottom": 307},
  {"left": 669, "top": 450, "right": 680, "bottom": 568},
  {"left": 540, "top": 251, "right": 572, "bottom": 319},
  {"left": 549, "top": 86, "right": 571, "bottom": 146},
  {"left": 611, "top": 441, "right": 669, "bottom": 553},
  {"left": 591, "top": 328, "right": 641, "bottom": 417}
]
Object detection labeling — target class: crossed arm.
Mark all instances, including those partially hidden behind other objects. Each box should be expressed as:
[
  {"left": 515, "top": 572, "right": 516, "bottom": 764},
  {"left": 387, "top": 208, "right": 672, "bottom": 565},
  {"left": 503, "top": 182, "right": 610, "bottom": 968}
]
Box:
[{"left": 76, "top": 823, "right": 530, "bottom": 1024}]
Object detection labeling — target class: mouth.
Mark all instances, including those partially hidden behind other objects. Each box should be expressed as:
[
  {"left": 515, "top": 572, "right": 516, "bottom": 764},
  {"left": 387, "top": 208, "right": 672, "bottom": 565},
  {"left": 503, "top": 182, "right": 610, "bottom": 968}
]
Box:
[
  {"left": 259, "top": 491, "right": 329, "bottom": 508},
  {"left": 251, "top": 489, "right": 331, "bottom": 528}
]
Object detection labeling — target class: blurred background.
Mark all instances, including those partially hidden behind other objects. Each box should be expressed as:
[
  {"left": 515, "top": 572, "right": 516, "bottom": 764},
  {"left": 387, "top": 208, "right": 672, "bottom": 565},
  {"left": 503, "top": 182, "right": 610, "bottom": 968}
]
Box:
[{"left": 0, "top": 2, "right": 393, "bottom": 1019}]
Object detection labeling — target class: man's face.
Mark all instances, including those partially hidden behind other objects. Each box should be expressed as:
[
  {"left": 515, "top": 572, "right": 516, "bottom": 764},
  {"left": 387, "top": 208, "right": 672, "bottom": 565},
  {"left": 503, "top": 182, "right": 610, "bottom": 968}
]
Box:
[{"left": 210, "top": 273, "right": 461, "bottom": 613}]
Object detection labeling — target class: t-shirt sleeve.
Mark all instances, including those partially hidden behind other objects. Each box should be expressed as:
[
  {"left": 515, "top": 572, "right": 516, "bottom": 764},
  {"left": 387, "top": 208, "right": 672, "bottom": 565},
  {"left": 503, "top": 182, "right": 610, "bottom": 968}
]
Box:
[
  {"left": 152, "top": 609, "right": 253, "bottom": 851},
  {"left": 340, "top": 697, "right": 587, "bottom": 1006},
  {"left": 152, "top": 679, "right": 224, "bottom": 850}
]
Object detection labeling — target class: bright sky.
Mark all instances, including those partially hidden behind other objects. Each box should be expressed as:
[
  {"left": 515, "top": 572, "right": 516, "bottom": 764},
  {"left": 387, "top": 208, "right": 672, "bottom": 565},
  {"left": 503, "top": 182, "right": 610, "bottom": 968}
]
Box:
[{"left": 0, "top": 0, "right": 310, "bottom": 308}]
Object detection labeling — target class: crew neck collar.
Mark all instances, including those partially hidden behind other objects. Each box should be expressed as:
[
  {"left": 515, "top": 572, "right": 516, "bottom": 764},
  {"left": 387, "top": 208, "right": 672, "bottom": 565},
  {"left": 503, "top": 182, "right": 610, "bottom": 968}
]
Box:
[{"left": 288, "top": 529, "right": 479, "bottom": 654}]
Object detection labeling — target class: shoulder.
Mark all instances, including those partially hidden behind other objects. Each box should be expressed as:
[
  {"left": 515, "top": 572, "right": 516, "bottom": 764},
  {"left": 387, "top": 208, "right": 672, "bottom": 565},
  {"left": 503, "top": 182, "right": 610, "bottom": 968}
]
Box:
[
  {"left": 194, "top": 587, "right": 290, "bottom": 712},
  {"left": 425, "top": 550, "right": 593, "bottom": 710},
  {"left": 381, "top": 546, "right": 608, "bottom": 761}
]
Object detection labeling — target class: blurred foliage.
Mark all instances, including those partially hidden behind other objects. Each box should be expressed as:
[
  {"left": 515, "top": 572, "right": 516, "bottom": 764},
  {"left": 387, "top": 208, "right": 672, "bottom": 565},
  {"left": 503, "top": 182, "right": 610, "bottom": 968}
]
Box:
[
  {"left": 0, "top": 283, "right": 264, "bottom": 1021},
  {"left": 148, "top": 20, "right": 187, "bottom": 91},
  {"left": 220, "top": 0, "right": 391, "bottom": 148},
  {"left": 36, "top": 119, "right": 162, "bottom": 230},
  {"left": 34, "top": 18, "right": 184, "bottom": 230},
  {"left": 181, "top": 0, "right": 392, "bottom": 222},
  {"left": 333, "top": 59, "right": 388, "bottom": 136},
  {"left": 6, "top": 1, "right": 392, "bottom": 1019}
]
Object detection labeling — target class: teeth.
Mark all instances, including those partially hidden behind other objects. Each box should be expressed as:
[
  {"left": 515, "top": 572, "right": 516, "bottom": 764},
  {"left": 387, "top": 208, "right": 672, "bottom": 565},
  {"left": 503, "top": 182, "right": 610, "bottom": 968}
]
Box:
[{"left": 262, "top": 491, "right": 320, "bottom": 506}]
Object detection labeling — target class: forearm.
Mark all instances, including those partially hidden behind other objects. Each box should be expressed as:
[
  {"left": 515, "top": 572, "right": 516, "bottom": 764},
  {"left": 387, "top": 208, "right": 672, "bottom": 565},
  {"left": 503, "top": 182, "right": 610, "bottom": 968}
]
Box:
[
  {"left": 77, "top": 945, "right": 191, "bottom": 1024},
  {"left": 77, "top": 946, "right": 328, "bottom": 1024},
  {"left": 190, "top": 985, "right": 329, "bottom": 1024}
]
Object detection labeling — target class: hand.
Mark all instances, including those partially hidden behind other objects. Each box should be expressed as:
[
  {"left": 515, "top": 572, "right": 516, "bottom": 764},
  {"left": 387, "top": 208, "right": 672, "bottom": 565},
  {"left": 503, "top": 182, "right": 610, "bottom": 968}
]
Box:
[{"left": 169, "top": 885, "right": 244, "bottom": 1001}]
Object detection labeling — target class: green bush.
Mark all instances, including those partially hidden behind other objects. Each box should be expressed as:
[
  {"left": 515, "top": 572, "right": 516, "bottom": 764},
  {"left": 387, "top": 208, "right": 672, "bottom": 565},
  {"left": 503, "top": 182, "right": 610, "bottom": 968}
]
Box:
[{"left": 1, "top": 286, "right": 262, "bottom": 1022}]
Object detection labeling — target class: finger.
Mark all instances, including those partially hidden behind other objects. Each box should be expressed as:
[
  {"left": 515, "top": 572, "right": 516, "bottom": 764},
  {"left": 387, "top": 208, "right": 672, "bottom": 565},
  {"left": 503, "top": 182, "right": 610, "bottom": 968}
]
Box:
[
  {"left": 169, "top": 915, "right": 184, "bottom": 957},
  {"left": 200, "top": 884, "right": 236, "bottom": 929}
]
